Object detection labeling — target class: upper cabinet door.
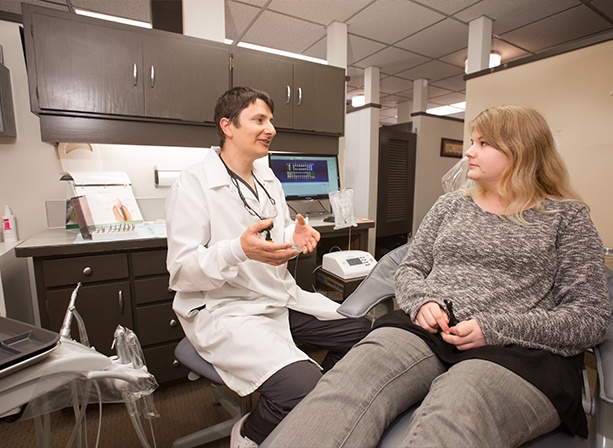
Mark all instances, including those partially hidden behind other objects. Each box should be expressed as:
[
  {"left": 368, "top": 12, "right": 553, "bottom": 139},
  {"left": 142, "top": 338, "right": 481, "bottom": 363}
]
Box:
[
  {"left": 232, "top": 50, "right": 294, "bottom": 129},
  {"left": 232, "top": 48, "right": 345, "bottom": 135},
  {"left": 29, "top": 10, "right": 144, "bottom": 116},
  {"left": 143, "top": 36, "right": 229, "bottom": 122},
  {"left": 293, "top": 63, "right": 345, "bottom": 134}
]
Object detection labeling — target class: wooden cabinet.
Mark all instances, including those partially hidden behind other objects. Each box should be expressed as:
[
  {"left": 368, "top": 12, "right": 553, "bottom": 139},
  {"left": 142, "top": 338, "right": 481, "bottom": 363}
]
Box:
[
  {"left": 23, "top": 4, "right": 229, "bottom": 123},
  {"left": 27, "top": 245, "right": 188, "bottom": 384},
  {"left": 130, "top": 249, "right": 185, "bottom": 383},
  {"left": 232, "top": 49, "right": 346, "bottom": 135}
]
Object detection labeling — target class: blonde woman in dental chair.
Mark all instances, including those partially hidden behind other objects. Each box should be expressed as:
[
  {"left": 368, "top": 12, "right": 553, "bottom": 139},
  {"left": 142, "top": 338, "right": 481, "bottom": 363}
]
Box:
[{"left": 264, "top": 105, "right": 611, "bottom": 448}]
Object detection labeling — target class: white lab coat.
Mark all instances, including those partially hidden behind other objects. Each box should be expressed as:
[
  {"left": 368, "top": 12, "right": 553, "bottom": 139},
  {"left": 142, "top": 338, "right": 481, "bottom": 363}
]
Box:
[{"left": 166, "top": 147, "right": 343, "bottom": 395}]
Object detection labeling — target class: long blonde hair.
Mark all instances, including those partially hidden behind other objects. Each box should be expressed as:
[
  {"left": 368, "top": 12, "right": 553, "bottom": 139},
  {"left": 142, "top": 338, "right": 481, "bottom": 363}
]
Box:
[{"left": 466, "top": 105, "right": 584, "bottom": 222}]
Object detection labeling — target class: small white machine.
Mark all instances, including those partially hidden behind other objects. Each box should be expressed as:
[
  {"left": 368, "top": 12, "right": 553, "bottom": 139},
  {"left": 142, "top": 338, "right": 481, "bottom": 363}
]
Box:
[{"left": 322, "top": 250, "right": 377, "bottom": 280}]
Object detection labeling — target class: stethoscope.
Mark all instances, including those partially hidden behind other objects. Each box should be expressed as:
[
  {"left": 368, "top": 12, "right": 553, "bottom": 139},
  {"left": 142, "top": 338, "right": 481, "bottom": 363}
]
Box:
[{"left": 220, "top": 156, "right": 278, "bottom": 240}]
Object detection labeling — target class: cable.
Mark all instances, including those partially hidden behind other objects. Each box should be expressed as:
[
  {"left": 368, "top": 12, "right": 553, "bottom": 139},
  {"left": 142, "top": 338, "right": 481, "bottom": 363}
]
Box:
[
  {"left": 317, "top": 200, "right": 331, "bottom": 214},
  {"left": 292, "top": 251, "right": 301, "bottom": 278},
  {"left": 287, "top": 202, "right": 298, "bottom": 216}
]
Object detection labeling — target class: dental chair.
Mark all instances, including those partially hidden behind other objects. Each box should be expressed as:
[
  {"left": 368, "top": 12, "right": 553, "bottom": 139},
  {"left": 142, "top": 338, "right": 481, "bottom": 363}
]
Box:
[
  {"left": 263, "top": 242, "right": 613, "bottom": 448},
  {"left": 172, "top": 338, "right": 253, "bottom": 448}
]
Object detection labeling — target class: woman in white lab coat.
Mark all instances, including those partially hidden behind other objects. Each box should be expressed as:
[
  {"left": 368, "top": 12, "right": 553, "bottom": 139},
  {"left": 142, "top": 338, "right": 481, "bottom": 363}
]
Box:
[{"left": 165, "top": 87, "right": 370, "bottom": 447}]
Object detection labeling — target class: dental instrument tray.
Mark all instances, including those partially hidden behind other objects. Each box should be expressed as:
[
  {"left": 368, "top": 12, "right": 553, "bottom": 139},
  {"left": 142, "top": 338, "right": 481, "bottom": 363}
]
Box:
[{"left": 0, "top": 316, "right": 60, "bottom": 379}]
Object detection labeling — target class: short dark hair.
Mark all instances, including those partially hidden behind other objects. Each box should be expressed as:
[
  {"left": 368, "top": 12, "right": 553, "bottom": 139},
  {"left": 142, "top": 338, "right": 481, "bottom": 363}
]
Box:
[{"left": 214, "top": 86, "right": 275, "bottom": 147}]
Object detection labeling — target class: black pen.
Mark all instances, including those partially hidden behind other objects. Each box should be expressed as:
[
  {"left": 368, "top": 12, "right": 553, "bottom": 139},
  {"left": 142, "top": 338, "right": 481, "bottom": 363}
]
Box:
[{"left": 444, "top": 299, "right": 459, "bottom": 326}]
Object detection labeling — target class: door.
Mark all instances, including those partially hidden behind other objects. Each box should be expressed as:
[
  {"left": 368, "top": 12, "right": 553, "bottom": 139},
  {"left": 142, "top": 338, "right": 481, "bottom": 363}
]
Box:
[
  {"left": 293, "top": 62, "right": 345, "bottom": 134},
  {"left": 143, "top": 36, "right": 229, "bottom": 122},
  {"left": 376, "top": 127, "right": 417, "bottom": 238},
  {"left": 29, "top": 9, "right": 144, "bottom": 116},
  {"left": 46, "top": 281, "right": 133, "bottom": 356},
  {"left": 232, "top": 49, "right": 294, "bottom": 129}
]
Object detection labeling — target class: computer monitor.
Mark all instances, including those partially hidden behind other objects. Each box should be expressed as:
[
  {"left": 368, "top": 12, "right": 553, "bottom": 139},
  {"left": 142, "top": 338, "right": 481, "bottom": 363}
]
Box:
[{"left": 268, "top": 152, "right": 340, "bottom": 201}]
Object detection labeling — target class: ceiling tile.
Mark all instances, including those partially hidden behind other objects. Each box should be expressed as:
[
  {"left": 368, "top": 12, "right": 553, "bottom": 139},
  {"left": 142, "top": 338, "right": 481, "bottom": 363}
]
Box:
[
  {"left": 74, "top": 0, "right": 150, "bottom": 22},
  {"left": 412, "top": 0, "right": 481, "bottom": 16},
  {"left": 426, "top": 85, "right": 455, "bottom": 98},
  {"left": 225, "top": 1, "right": 261, "bottom": 42},
  {"left": 428, "top": 91, "right": 466, "bottom": 105},
  {"left": 395, "top": 18, "right": 469, "bottom": 58},
  {"left": 500, "top": 6, "right": 613, "bottom": 52},
  {"left": 429, "top": 74, "right": 467, "bottom": 92},
  {"left": 347, "top": 0, "right": 444, "bottom": 45},
  {"left": 353, "top": 47, "right": 429, "bottom": 74},
  {"left": 395, "top": 60, "right": 464, "bottom": 82},
  {"left": 346, "top": 66, "right": 365, "bottom": 89},
  {"left": 347, "top": 35, "right": 388, "bottom": 65},
  {"left": 592, "top": 0, "right": 613, "bottom": 17},
  {"left": 241, "top": 10, "right": 326, "bottom": 54},
  {"left": 455, "top": 0, "right": 583, "bottom": 34},
  {"left": 380, "top": 76, "right": 414, "bottom": 94},
  {"left": 267, "top": 0, "right": 372, "bottom": 25}
]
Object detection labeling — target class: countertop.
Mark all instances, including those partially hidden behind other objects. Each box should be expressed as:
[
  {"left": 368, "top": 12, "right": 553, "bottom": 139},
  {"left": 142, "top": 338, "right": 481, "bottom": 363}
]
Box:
[
  {"left": 14, "top": 219, "right": 375, "bottom": 259},
  {"left": 15, "top": 227, "right": 167, "bottom": 258}
]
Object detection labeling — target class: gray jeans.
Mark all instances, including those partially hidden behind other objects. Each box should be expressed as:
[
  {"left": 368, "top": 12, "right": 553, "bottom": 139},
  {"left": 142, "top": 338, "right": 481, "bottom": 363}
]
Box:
[
  {"left": 242, "top": 310, "right": 371, "bottom": 444},
  {"left": 264, "top": 327, "right": 561, "bottom": 448}
]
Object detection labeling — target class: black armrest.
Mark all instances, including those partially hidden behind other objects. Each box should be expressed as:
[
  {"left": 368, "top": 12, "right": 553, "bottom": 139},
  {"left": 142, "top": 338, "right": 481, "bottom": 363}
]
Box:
[
  {"left": 337, "top": 243, "right": 410, "bottom": 318},
  {"left": 595, "top": 267, "right": 613, "bottom": 404}
]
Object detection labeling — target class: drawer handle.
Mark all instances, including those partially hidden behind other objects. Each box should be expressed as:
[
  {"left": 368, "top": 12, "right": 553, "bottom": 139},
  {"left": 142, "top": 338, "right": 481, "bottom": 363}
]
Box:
[
  {"left": 82, "top": 266, "right": 92, "bottom": 276},
  {"left": 169, "top": 319, "right": 178, "bottom": 328},
  {"left": 118, "top": 290, "right": 124, "bottom": 314},
  {"left": 173, "top": 359, "right": 180, "bottom": 368}
]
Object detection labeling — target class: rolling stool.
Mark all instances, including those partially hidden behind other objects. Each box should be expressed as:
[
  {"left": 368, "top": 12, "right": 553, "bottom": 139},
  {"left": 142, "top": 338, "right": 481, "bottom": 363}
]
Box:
[{"left": 172, "top": 338, "right": 253, "bottom": 448}]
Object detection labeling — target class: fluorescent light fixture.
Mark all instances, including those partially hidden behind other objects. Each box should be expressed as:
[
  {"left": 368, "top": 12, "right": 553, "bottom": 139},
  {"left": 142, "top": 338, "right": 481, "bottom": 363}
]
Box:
[
  {"left": 75, "top": 8, "right": 152, "bottom": 28},
  {"left": 237, "top": 42, "right": 327, "bottom": 65},
  {"left": 489, "top": 51, "right": 501, "bottom": 68},
  {"left": 351, "top": 95, "right": 366, "bottom": 107},
  {"left": 464, "top": 51, "right": 502, "bottom": 74},
  {"left": 426, "top": 102, "right": 466, "bottom": 116}
]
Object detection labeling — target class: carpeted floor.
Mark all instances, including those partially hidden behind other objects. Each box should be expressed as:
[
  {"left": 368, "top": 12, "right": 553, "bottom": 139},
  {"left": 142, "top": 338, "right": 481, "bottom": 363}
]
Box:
[
  {"left": 0, "top": 376, "right": 233, "bottom": 448},
  {"left": 0, "top": 351, "right": 598, "bottom": 448}
]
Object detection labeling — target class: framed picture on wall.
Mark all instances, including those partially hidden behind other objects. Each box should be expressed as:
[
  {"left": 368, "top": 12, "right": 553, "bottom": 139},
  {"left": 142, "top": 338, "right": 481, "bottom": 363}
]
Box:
[{"left": 440, "top": 138, "right": 463, "bottom": 158}]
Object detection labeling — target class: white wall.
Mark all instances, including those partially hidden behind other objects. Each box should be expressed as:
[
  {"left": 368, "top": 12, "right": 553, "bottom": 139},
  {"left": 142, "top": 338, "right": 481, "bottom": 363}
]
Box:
[{"left": 465, "top": 39, "right": 613, "bottom": 259}]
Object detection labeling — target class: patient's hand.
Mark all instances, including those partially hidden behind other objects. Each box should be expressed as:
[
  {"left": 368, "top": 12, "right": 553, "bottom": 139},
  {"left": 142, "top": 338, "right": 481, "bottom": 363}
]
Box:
[
  {"left": 441, "top": 319, "right": 486, "bottom": 350},
  {"left": 414, "top": 302, "right": 450, "bottom": 334}
]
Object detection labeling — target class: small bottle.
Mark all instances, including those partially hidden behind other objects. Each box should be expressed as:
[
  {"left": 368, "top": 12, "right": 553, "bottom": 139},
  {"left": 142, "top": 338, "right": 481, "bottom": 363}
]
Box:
[{"left": 2, "top": 205, "right": 18, "bottom": 243}]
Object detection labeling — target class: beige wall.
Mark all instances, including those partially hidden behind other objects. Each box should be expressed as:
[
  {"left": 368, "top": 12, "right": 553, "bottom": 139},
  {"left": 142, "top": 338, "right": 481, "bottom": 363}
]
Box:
[
  {"left": 412, "top": 115, "right": 465, "bottom": 232},
  {"left": 0, "top": 20, "right": 209, "bottom": 242},
  {"left": 464, "top": 39, "right": 613, "bottom": 264}
]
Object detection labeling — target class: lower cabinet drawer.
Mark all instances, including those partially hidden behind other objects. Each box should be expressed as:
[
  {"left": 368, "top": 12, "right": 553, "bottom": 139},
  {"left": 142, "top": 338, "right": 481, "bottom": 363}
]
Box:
[
  {"left": 143, "top": 342, "right": 189, "bottom": 384},
  {"left": 136, "top": 302, "right": 183, "bottom": 346}
]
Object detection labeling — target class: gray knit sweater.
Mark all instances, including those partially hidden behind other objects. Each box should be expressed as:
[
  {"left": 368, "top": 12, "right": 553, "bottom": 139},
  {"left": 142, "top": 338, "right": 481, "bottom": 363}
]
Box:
[{"left": 394, "top": 192, "right": 610, "bottom": 357}]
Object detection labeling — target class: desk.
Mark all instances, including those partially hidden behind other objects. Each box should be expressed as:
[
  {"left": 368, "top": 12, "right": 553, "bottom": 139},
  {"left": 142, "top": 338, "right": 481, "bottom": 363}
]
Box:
[{"left": 288, "top": 219, "right": 375, "bottom": 292}]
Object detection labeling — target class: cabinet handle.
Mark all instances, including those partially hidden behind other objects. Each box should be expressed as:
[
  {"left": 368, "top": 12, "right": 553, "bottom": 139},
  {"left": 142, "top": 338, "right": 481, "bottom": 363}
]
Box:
[
  {"left": 286, "top": 85, "right": 291, "bottom": 104},
  {"left": 169, "top": 319, "right": 178, "bottom": 328},
  {"left": 150, "top": 65, "right": 155, "bottom": 88},
  {"left": 133, "top": 63, "right": 138, "bottom": 86},
  {"left": 172, "top": 360, "right": 180, "bottom": 368},
  {"left": 118, "top": 290, "right": 124, "bottom": 314},
  {"left": 297, "top": 87, "right": 303, "bottom": 106},
  {"left": 82, "top": 266, "right": 92, "bottom": 276}
]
